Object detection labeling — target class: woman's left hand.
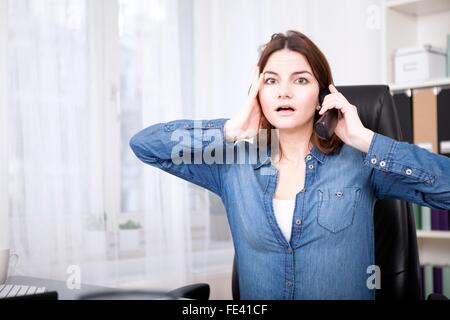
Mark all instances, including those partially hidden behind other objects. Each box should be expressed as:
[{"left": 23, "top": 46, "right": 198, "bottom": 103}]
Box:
[{"left": 318, "top": 84, "right": 375, "bottom": 153}]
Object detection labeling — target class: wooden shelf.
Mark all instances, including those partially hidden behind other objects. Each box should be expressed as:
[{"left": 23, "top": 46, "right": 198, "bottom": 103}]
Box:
[
  {"left": 389, "top": 77, "right": 450, "bottom": 92},
  {"left": 417, "top": 230, "right": 450, "bottom": 239},
  {"left": 385, "top": 0, "right": 450, "bottom": 16}
]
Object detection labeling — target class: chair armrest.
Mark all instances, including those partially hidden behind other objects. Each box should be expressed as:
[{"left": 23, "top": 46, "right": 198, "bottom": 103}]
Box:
[{"left": 167, "top": 283, "right": 210, "bottom": 300}]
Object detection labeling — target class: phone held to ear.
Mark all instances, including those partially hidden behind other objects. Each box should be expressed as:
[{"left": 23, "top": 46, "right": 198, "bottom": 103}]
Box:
[{"left": 314, "top": 87, "right": 339, "bottom": 140}]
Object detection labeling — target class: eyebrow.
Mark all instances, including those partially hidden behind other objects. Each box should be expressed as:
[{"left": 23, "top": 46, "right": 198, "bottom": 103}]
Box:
[{"left": 264, "top": 70, "right": 313, "bottom": 76}]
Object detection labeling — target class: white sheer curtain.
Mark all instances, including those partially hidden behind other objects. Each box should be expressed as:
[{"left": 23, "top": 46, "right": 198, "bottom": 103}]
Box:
[
  {"left": 7, "top": 0, "right": 105, "bottom": 279},
  {"left": 118, "top": 0, "right": 193, "bottom": 290},
  {"left": 4, "top": 0, "right": 232, "bottom": 295},
  {"left": 118, "top": 0, "right": 234, "bottom": 292}
]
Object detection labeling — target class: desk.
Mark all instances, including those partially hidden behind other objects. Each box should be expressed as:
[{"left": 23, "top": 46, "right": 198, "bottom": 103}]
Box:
[{"left": 5, "top": 275, "right": 172, "bottom": 300}]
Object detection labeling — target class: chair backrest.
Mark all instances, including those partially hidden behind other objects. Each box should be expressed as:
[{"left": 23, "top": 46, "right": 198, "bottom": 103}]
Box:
[{"left": 231, "top": 85, "right": 422, "bottom": 300}]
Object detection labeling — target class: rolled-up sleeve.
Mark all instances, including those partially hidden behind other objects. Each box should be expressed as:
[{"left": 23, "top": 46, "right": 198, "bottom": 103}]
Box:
[
  {"left": 129, "top": 118, "right": 230, "bottom": 196},
  {"left": 364, "top": 132, "right": 450, "bottom": 210}
]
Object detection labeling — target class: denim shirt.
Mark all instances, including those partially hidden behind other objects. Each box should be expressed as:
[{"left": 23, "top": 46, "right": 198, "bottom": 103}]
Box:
[{"left": 129, "top": 118, "right": 450, "bottom": 300}]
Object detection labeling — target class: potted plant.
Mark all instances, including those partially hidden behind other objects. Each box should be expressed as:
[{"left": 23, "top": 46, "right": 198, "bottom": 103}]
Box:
[
  {"left": 85, "top": 213, "right": 107, "bottom": 259},
  {"left": 118, "top": 219, "right": 142, "bottom": 251}
]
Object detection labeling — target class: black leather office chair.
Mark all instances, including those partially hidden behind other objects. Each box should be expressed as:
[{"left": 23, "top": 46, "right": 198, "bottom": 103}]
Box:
[
  {"left": 172, "top": 85, "right": 446, "bottom": 301},
  {"left": 343, "top": 85, "right": 421, "bottom": 300}
]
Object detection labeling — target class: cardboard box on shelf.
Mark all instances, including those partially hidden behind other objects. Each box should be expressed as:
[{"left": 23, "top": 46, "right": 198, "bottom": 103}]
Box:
[{"left": 395, "top": 45, "right": 447, "bottom": 84}]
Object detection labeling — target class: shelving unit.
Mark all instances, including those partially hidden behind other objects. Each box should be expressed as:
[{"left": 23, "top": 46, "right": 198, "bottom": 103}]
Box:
[
  {"left": 417, "top": 230, "right": 450, "bottom": 240},
  {"left": 417, "top": 234, "right": 450, "bottom": 265},
  {"left": 384, "top": 0, "right": 450, "bottom": 16},
  {"left": 389, "top": 77, "right": 450, "bottom": 93},
  {"left": 417, "top": 231, "right": 450, "bottom": 265},
  {"left": 382, "top": 0, "right": 450, "bottom": 267},
  {"left": 382, "top": 0, "right": 450, "bottom": 85}
]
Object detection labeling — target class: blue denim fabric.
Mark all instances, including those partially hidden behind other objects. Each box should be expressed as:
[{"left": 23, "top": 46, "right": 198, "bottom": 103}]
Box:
[{"left": 130, "top": 118, "right": 450, "bottom": 300}]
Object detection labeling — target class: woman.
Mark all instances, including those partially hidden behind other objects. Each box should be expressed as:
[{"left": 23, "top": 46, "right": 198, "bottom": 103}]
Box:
[{"left": 130, "top": 30, "right": 450, "bottom": 299}]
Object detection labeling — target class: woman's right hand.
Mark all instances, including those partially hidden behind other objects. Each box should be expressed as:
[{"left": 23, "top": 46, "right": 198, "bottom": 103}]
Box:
[{"left": 224, "top": 66, "right": 265, "bottom": 142}]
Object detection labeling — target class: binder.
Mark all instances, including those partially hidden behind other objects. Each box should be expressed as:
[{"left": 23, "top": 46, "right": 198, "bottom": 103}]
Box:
[
  {"left": 432, "top": 209, "right": 450, "bottom": 231},
  {"left": 447, "top": 210, "right": 450, "bottom": 231},
  {"left": 424, "top": 264, "right": 434, "bottom": 299},
  {"left": 393, "top": 92, "right": 413, "bottom": 143},
  {"left": 437, "top": 88, "right": 450, "bottom": 156},
  {"left": 412, "top": 89, "right": 438, "bottom": 153},
  {"left": 411, "top": 203, "right": 422, "bottom": 230},
  {"left": 430, "top": 209, "right": 448, "bottom": 231},
  {"left": 421, "top": 206, "right": 432, "bottom": 231},
  {"left": 431, "top": 209, "right": 440, "bottom": 230},
  {"left": 434, "top": 266, "right": 443, "bottom": 294},
  {"left": 441, "top": 210, "right": 449, "bottom": 231},
  {"left": 420, "top": 265, "right": 425, "bottom": 299},
  {"left": 443, "top": 266, "right": 450, "bottom": 298}
]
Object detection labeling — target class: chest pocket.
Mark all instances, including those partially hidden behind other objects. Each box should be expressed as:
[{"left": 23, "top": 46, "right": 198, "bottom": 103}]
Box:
[{"left": 317, "top": 187, "right": 361, "bottom": 233}]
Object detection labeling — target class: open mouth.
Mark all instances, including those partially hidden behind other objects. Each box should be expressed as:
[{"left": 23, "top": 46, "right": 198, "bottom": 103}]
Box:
[{"left": 276, "top": 106, "right": 296, "bottom": 114}]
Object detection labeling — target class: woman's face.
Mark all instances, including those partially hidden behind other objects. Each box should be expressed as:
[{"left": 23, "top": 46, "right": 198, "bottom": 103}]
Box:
[{"left": 259, "top": 49, "right": 320, "bottom": 131}]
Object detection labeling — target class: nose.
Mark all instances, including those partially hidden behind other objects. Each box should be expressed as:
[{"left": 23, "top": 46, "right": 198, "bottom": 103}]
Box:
[{"left": 277, "top": 82, "right": 292, "bottom": 99}]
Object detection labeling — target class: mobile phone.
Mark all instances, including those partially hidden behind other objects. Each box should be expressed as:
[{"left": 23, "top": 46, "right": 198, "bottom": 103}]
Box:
[{"left": 314, "top": 87, "right": 339, "bottom": 140}]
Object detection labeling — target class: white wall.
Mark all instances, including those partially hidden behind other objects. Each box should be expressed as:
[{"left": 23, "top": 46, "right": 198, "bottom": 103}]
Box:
[
  {"left": 192, "top": 0, "right": 383, "bottom": 120},
  {"left": 306, "top": 0, "right": 383, "bottom": 85}
]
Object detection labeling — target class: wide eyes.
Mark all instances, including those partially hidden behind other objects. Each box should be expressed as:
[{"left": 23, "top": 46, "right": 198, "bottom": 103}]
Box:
[
  {"left": 264, "top": 78, "right": 276, "bottom": 85},
  {"left": 295, "top": 78, "right": 309, "bottom": 85},
  {"left": 264, "top": 77, "right": 309, "bottom": 85}
]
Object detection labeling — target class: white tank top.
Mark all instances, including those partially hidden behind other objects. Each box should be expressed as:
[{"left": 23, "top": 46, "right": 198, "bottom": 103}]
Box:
[{"left": 272, "top": 199, "right": 296, "bottom": 242}]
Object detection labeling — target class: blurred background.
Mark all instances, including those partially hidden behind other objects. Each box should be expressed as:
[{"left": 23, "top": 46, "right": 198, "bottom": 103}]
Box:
[{"left": 0, "top": 0, "right": 449, "bottom": 299}]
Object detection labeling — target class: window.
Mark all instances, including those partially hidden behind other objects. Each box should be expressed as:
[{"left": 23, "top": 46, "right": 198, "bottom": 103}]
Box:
[{"left": 2, "top": 0, "right": 232, "bottom": 290}]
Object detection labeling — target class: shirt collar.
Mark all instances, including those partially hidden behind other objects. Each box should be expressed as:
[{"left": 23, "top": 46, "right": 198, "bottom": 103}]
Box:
[
  {"left": 250, "top": 142, "right": 271, "bottom": 170},
  {"left": 309, "top": 144, "right": 327, "bottom": 164},
  {"left": 252, "top": 143, "right": 327, "bottom": 170}
]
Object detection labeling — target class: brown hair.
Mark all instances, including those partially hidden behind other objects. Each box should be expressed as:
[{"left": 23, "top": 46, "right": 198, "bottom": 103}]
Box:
[{"left": 256, "top": 30, "right": 343, "bottom": 155}]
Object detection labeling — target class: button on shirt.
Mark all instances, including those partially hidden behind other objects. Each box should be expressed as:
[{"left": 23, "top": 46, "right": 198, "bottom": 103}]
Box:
[{"left": 130, "top": 118, "right": 450, "bottom": 300}]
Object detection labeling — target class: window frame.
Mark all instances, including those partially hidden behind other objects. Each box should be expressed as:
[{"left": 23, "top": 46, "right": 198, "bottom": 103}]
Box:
[{"left": 87, "top": 0, "right": 121, "bottom": 235}]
